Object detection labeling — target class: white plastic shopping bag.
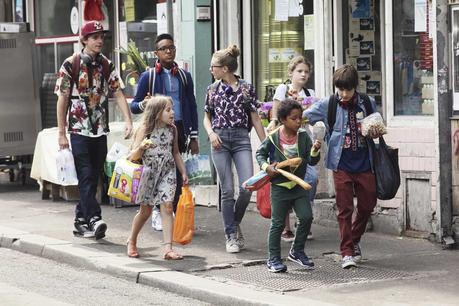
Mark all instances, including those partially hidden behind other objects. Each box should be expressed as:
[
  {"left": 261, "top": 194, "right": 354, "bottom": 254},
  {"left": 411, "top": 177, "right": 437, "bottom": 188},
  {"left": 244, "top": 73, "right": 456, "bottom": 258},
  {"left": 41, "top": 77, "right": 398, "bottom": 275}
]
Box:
[
  {"left": 56, "top": 149, "right": 78, "bottom": 185},
  {"left": 105, "top": 142, "right": 130, "bottom": 177},
  {"left": 106, "top": 142, "right": 129, "bottom": 162}
]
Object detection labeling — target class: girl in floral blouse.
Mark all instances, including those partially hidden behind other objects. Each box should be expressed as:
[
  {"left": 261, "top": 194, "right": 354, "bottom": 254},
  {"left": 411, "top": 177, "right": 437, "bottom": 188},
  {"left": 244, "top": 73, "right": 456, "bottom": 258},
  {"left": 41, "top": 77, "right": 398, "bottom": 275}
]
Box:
[{"left": 203, "top": 45, "right": 266, "bottom": 253}]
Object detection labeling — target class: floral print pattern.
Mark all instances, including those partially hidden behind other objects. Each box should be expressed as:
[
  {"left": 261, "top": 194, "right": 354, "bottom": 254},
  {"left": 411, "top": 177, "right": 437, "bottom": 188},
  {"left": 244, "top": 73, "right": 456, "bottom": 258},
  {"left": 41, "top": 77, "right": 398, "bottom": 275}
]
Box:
[
  {"left": 54, "top": 55, "right": 123, "bottom": 136},
  {"left": 141, "top": 126, "right": 176, "bottom": 206},
  {"left": 204, "top": 80, "right": 260, "bottom": 129}
]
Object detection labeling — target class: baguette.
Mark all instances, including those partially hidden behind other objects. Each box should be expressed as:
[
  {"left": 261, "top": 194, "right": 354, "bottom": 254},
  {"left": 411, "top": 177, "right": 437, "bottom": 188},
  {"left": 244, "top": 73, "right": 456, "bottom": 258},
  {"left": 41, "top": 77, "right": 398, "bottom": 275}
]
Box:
[
  {"left": 276, "top": 168, "right": 312, "bottom": 190},
  {"left": 277, "top": 157, "right": 302, "bottom": 169}
]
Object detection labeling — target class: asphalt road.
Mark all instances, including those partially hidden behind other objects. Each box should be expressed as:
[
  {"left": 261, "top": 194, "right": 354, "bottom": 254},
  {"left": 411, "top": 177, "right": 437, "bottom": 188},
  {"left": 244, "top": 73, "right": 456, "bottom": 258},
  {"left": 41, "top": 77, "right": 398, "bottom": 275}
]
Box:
[{"left": 0, "top": 248, "right": 210, "bottom": 306}]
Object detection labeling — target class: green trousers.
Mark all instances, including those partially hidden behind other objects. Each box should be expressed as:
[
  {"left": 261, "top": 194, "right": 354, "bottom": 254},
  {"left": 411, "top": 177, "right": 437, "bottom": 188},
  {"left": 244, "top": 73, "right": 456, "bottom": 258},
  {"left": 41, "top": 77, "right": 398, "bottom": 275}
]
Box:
[{"left": 268, "top": 184, "right": 313, "bottom": 260}]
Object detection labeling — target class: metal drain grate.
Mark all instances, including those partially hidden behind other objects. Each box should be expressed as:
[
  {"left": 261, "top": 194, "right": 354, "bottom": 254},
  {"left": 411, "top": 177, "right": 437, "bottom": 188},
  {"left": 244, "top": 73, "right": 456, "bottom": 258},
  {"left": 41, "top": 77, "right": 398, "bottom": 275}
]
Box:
[{"left": 195, "top": 259, "right": 415, "bottom": 292}]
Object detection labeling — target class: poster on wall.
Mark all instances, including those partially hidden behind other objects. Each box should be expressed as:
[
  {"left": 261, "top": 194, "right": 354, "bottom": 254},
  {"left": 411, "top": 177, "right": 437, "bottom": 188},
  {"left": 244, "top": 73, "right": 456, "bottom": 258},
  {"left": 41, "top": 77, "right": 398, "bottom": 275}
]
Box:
[
  {"left": 349, "top": 31, "right": 374, "bottom": 55},
  {"left": 125, "top": 0, "right": 135, "bottom": 22},
  {"left": 351, "top": 0, "right": 371, "bottom": 19},
  {"left": 366, "top": 81, "right": 381, "bottom": 95},
  {"left": 275, "top": 0, "right": 289, "bottom": 21},
  {"left": 269, "top": 49, "right": 282, "bottom": 63},
  {"left": 414, "top": 0, "right": 427, "bottom": 32},
  {"left": 355, "top": 57, "right": 372, "bottom": 71},
  {"left": 157, "top": 2, "right": 168, "bottom": 34},
  {"left": 119, "top": 22, "right": 128, "bottom": 50},
  {"left": 289, "top": 0, "right": 300, "bottom": 17},
  {"left": 304, "top": 14, "right": 315, "bottom": 50},
  {"left": 281, "top": 48, "right": 299, "bottom": 62},
  {"left": 360, "top": 18, "right": 374, "bottom": 30},
  {"left": 348, "top": 43, "right": 360, "bottom": 56},
  {"left": 360, "top": 41, "right": 375, "bottom": 55}
]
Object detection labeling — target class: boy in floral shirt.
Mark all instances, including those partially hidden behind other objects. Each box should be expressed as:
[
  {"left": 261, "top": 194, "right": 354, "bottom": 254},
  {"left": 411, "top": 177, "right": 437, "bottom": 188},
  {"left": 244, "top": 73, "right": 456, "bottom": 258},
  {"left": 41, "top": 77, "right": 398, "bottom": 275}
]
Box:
[{"left": 55, "top": 21, "right": 132, "bottom": 239}]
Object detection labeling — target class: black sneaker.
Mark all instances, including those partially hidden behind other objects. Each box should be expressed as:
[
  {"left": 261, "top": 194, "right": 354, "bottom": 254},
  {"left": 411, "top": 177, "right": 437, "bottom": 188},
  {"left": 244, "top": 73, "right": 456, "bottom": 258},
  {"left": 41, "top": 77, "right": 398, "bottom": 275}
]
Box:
[
  {"left": 354, "top": 243, "right": 362, "bottom": 262},
  {"left": 288, "top": 249, "right": 314, "bottom": 269},
  {"left": 267, "top": 256, "right": 287, "bottom": 273},
  {"left": 88, "top": 216, "right": 107, "bottom": 240},
  {"left": 73, "top": 218, "right": 95, "bottom": 238}
]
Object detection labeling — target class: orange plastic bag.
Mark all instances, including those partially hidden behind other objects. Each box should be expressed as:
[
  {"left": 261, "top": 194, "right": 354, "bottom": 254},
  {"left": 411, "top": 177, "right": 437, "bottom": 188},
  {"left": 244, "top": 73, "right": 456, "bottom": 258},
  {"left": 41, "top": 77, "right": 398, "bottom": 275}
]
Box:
[{"left": 173, "top": 186, "right": 195, "bottom": 245}]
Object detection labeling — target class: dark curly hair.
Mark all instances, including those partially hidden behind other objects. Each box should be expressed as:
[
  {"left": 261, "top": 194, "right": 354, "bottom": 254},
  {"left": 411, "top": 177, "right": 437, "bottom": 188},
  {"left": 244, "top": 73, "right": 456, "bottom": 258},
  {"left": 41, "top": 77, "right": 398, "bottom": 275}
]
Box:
[
  {"left": 155, "top": 33, "right": 174, "bottom": 46},
  {"left": 278, "top": 99, "right": 303, "bottom": 122}
]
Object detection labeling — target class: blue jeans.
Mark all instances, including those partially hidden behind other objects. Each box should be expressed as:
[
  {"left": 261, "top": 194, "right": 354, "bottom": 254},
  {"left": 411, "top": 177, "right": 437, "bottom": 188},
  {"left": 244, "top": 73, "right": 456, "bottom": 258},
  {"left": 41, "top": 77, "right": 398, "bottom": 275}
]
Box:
[
  {"left": 211, "top": 128, "right": 253, "bottom": 237},
  {"left": 70, "top": 134, "right": 107, "bottom": 221}
]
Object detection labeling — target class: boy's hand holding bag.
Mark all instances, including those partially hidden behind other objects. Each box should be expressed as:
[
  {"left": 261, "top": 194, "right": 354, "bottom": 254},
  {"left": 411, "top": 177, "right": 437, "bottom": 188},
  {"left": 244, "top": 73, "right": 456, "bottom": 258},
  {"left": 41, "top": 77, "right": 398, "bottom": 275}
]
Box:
[{"left": 56, "top": 148, "right": 78, "bottom": 185}]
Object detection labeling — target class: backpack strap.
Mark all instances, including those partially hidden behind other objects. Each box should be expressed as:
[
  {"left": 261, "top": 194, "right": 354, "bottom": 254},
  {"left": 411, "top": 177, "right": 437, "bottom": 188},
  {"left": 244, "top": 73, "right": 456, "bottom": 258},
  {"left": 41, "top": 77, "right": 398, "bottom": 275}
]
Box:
[
  {"left": 177, "top": 68, "right": 188, "bottom": 87},
  {"left": 66, "top": 53, "right": 81, "bottom": 132},
  {"left": 148, "top": 67, "right": 156, "bottom": 95},
  {"left": 358, "top": 93, "right": 374, "bottom": 115},
  {"left": 283, "top": 83, "right": 311, "bottom": 99},
  {"left": 101, "top": 56, "right": 110, "bottom": 85},
  {"left": 70, "top": 53, "right": 80, "bottom": 96},
  {"left": 327, "top": 94, "right": 338, "bottom": 131},
  {"left": 327, "top": 93, "right": 374, "bottom": 132}
]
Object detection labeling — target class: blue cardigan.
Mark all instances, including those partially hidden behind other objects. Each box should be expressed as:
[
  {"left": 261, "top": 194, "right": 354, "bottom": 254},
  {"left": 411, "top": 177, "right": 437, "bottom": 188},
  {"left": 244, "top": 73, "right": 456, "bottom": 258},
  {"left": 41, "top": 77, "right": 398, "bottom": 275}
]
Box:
[
  {"left": 303, "top": 93, "right": 376, "bottom": 171},
  {"left": 130, "top": 68, "right": 199, "bottom": 139}
]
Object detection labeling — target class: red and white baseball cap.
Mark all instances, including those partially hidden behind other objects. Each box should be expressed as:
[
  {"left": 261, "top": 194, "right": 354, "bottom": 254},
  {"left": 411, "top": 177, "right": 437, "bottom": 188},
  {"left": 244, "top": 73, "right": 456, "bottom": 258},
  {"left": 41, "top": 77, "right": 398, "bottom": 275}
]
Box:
[{"left": 80, "top": 21, "right": 108, "bottom": 37}]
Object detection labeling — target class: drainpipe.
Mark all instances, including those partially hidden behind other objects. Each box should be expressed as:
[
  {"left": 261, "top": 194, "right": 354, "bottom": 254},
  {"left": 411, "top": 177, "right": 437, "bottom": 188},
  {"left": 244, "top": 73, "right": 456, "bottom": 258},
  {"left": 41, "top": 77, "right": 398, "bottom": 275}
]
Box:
[{"left": 435, "top": 0, "right": 454, "bottom": 246}]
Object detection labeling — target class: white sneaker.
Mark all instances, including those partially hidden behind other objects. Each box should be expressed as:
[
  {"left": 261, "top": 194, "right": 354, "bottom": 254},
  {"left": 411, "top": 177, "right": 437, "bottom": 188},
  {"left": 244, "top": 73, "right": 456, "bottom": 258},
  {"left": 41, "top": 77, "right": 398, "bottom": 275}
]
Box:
[
  {"left": 342, "top": 255, "right": 357, "bottom": 269},
  {"left": 151, "top": 208, "right": 162, "bottom": 231},
  {"left": 226, "top": 237, "right": 240, "bottom": 253}
]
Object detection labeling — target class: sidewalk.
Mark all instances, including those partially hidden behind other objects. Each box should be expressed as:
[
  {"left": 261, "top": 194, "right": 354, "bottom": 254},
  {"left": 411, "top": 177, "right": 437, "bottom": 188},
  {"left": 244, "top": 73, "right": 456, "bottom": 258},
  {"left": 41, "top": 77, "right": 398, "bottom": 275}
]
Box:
[{"left": 1, "top": 180, "right": 459, "bottom": 306}]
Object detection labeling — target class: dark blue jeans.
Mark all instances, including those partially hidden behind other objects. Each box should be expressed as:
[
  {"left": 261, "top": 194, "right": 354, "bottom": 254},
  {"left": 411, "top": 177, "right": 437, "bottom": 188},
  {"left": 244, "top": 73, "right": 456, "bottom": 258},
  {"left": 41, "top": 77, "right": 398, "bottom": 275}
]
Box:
[{"left": 70, "top": 134, "right": 107, "bottom": 221}]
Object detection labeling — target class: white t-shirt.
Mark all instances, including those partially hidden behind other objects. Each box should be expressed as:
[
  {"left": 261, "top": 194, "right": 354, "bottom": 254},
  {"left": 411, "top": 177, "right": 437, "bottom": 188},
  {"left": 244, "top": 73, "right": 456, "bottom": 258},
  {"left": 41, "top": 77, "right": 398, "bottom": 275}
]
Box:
[{"left": 273, "top": 84, "right": 316, "bottom": 101}]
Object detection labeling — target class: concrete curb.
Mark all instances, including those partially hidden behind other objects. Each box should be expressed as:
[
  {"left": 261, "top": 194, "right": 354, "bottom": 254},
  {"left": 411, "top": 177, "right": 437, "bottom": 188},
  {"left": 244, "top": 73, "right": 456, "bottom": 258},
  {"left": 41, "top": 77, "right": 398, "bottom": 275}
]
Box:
[{"left": 0, "top": 226, "right": 337, "bottom": 306}]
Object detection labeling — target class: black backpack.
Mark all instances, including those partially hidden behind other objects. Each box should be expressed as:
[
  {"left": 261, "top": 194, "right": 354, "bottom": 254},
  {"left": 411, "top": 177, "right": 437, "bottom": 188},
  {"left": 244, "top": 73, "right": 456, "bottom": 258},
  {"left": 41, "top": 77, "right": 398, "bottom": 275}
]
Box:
[
  {"left": 282, "top": 82, "right": 311, "bottom": 99},
  {"left": 327, "top": 93, "right": 373, "bottom": 130}
]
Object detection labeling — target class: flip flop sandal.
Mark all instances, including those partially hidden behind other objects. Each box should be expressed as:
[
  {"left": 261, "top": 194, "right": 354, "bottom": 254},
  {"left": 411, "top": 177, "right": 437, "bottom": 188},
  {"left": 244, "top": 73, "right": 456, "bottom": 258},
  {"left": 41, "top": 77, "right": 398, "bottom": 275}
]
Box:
[
  {"left": 164, "top": 250, "right": 183, "bottom": 260},
  {"left": 127, "top": 240, "right": 139, "bottom": 258}
]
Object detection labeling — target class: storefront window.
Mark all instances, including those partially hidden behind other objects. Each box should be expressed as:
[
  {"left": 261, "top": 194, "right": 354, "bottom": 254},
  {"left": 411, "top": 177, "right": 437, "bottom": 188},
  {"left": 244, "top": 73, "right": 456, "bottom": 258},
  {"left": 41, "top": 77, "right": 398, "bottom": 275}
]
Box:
[
  {"left": 35, "top": 0, "right": 76, "bottom": 37},
  {"left": 393, "top": 0, "right": 433, "bottom": 116},
  {"left": 118, "top": 0, "right": 157, "bottom": 97},
  {"left": 253, "top": 1, "right": 314, "bottom": 102},
  {"left": 14, "top": 0, "right": 25, "bottom": 22}
]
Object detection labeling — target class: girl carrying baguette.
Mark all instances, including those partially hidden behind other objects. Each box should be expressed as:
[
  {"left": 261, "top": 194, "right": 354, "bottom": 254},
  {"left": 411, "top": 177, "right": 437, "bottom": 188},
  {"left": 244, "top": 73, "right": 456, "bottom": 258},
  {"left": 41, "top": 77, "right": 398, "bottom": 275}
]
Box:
[{"left": 256, "top": 99, "right": 320, "bottom": 273}]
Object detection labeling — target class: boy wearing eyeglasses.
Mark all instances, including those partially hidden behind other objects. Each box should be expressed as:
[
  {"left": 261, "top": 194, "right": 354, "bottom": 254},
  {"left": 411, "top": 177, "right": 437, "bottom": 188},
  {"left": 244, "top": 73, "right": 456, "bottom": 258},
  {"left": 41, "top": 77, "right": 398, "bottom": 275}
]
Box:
[{"left": 130, "top": 33, "right": 199, "bottom": 222}]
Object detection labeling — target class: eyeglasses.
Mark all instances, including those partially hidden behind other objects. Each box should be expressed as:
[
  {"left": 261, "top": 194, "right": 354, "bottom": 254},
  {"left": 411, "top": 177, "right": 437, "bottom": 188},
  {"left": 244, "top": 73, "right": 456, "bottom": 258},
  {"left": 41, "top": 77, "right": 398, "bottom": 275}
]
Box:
[
  {"left": 156, "top": 45, "right": 176, "bottom": 52},
  {"left": 210, "top": 65, "right": 222, "bottom": 69}
]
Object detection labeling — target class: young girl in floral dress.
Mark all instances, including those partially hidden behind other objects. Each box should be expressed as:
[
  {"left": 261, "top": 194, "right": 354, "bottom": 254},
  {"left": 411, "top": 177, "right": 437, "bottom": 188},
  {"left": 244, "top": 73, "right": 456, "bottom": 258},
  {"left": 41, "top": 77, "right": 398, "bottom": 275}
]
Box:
[{"left": 127, "top": 95, "right": 188, "bottom": 260}]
